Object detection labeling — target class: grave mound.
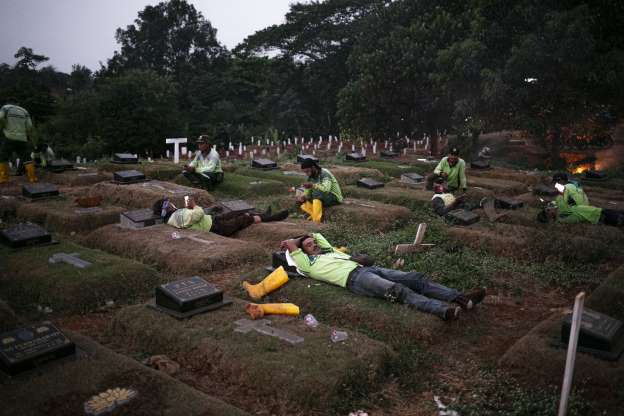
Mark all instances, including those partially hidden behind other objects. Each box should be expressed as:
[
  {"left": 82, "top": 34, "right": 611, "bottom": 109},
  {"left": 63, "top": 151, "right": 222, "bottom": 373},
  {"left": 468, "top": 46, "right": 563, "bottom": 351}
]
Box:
[
  {"left": 468, "top": 176, "right": 527, "bottom": 195},
  {"left": 234, "top": 219, "right": 324, "bottom": 249},
  {"left": 344, "top": 184, "right": 431, "bottom": 210},
  {"left": 39, "top": 169, "right": 109, "bottom": 187},
  {"left": 279, "top": 163, "right": 385, "bottom": 185},
  {"left": 83, "top": 224, "right": 265, "bottom": 275},
  {"left": 98, "top": 160, "right": 183, "bottom": 180},
  {"left": 110, "top": 299, "right": 392, "bottom": 414},
  {"left": 468, "top": 167, "right": 542, "bottom": 186},
  {"left": 0, "top": 331, "right": 249, "bottom": 416},
  {"left": 181, "top": 173, "right": 287, "bottom": 198},
  {"left": 325, "top": 198, "right": 412, "bottom": 231}
]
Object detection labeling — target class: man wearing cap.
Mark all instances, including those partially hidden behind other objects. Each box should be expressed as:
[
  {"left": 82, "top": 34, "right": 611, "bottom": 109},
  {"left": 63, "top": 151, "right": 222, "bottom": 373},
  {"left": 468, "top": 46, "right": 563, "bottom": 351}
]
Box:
[
  {"left": 0, "top": 101, "right": 38, "bottom": 184},
  {"left": 298, "top": 159, "right": 343, "bottom": 223},
  {"left": 431, "top": 178, "right": 465, "bottom": 216},
  {"left": 426, "top": 148, "right": 467, "bottom": 192},
  {"left": 183, "top": 135, "right": 223, "bottom": 190}
]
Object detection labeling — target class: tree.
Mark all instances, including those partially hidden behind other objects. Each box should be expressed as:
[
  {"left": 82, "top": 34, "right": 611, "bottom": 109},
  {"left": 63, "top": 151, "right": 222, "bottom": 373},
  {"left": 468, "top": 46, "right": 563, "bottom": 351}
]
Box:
[{"left": 13, "top": 47, "right": 49, "bottom": 71}]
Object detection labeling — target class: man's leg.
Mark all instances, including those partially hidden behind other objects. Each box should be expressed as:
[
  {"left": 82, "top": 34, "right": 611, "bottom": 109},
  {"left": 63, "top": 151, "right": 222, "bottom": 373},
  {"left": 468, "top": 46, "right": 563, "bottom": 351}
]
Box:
[
  {"left": 0, "top": 138, "right": 11, "bottom": 183},
  {"left": 212, "top": 213, "right": 255, "bottom": 236},
  {"left": 308, "top": 190, "right": 339, "bottom": 223},
  {"left": 367, "top": 267, "right": 460, "bottom": 303}
]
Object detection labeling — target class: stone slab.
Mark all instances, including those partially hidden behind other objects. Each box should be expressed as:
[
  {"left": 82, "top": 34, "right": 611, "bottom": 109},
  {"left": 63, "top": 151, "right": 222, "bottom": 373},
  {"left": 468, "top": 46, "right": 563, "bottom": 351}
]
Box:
[
  {"left": 120, "top": 209, "right": 163, "bottom": 229},
  {"left": 296, "top": 154, "right": 319, "bottom": 163},
  {"left": 22, "top": 182, "right": 59, "bottom": 200},
  {"left": 251, "top": 159, "right": 278, "bottom": 170},
  {"left": 0, "top": 223, "right": 52, "bottom": 248},
  {"left": 447, "top": 209, "right": 480, "bottom": 226},
  {"left": 154, "top": 277, "right": 230, "bottom": 316},
  {"left": 356, "top": 178, "right": 384, "bottom": 189},
  {"left": 49, "top": 252, "right": 92, "bottom": 269},
  {"left": 380, "top": 150, "right": 399, "bottom": 158},
  {"left": 113, "top": 170, "right": 146, "bottom": 184},
  {"left": 561, "top": 308, "right": 624, "bottom": 359},
  {"left": 345, "top": 152, "right": 366, "bottom": 162},
  {"left": 495, "top": 196, "right": 524, "bottom": 210},
  {"left": 46, "top": 159, "right": 74, "bottom": 173},
  {"left": 112, "top": 153, "right": 139, "bottom": 164}
]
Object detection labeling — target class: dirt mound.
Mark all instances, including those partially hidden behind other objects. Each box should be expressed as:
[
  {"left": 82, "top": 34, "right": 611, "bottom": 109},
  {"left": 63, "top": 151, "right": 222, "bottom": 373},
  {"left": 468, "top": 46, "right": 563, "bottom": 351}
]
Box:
[
  {"left": 468, "top": 167, "right": 542, "bottom": 186},
  {"left": 83, "top": 224, "right": 266, "bottom": 275},
  {"left": 468, "top": 176, "right": 528, "bottom": 195},
  {"left": 279, "top": 163, "right": 386, "bottom": 185},
  {"left": 325, "top": 198, "right": 412, "bottom": 231},
  {"left": 344, "top": 184, "right": 431, "bottom": 210},
  {"left": 0, "top": 195, "right": 20, "bottom": 219},
  {"left": 98, "top": 160, "right": 183, "bottom": 180},
  {"left": 39, "top": 169, "right": 110, "bottom": 186},
  {"left": 234, "top": 219, "right": 325, "bottom": 249},
  {"left": 87, "top": 180, "right": 215, "bottom": 209},
  {"left": 0, "top": 331, "right": 249, "bottom": 416}
]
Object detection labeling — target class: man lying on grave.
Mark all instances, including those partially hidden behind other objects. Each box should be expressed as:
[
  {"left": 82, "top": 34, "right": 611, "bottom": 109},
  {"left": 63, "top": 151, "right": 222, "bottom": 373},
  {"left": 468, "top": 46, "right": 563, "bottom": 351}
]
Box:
[
  {"left": 182, "top": 135, "right": 223, "bottom": 190},
  {"left": 431, "top": 178, "right": 466, "bottom": 216},
  {"left": 0, "top": 100, "right": 38, "bottom": 184},
  {"left": 153, "top": 196, "right": 289, "bottom": 237},
  {"left": 280, "top": 233, "right": 486, "bottom": 320},
  {"left": 426, "top": 147, "right": 467, "bottom": 192},
  {"left": 297, "top": 158, "right": 343, "bottom": 223}
]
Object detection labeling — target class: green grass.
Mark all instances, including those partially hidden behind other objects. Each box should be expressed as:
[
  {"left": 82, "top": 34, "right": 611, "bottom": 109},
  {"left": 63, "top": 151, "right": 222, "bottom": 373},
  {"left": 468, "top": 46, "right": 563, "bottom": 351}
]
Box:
[
  {"left": 213, "top": 172, "right": 290, "bottom": 198},
  {"left": 332, "top": 156, "right": 428, "bottom": 178},
  {"left": 235, "top": 166, "right": 306, "bottom": 187}
]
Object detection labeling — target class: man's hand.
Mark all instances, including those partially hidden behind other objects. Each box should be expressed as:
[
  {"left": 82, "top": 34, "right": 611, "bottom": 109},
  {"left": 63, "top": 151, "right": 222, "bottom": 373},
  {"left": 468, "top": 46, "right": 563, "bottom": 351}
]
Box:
[
  {"left": 183, "top": 165, "right": 195, "bottom": 172},
  {"left": 302, "top": 182, "right": 313, "bottom": 189},
  {"left": 280, "top": 238, "right": 300, "bottom": 252},
  {"left": 440, "top": 172, "right": 448, "bottom": 178}
]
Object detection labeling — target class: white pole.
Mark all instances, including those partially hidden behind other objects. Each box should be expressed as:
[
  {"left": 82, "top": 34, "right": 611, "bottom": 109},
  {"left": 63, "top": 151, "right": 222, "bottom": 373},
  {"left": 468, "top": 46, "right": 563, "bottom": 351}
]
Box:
[{"left": 558, "top": 292, "right": 586, "bottom": 416}]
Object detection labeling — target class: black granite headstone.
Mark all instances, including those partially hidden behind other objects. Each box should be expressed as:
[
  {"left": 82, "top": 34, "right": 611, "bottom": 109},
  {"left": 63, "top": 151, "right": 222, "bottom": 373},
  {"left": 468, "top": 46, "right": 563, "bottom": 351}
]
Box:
[
  {"left": 152, "top": 277, "right": 231, "bottom": 319},
  {"left": 251, "top": 159, "right": 278, "bottom": 170},
  {"left": 120, "top": 209, "right": 163, "bottom": 229},
  {"left": 112, "top": 153, "right": 139, "bottom": 164},
  {"left": 495, "top": 196, "right": 524, "bottom": 210},
  {"left": 533, "top": 184, "right": 559, "bottom": 197},
  {"left": 401, "top": 172, "right": 424, "bottom": 185},
  {"left": 296, "top": 154, "right": 319, "bottom": 164},
  {"left": 0, "top": 223, "right": 53, "bottom": 248},
  {"left": 113, "top": 170, "right": 146, "bottom": 184},
  {"left": 471, "top": 159, "right": 491, "bottom": 169},
  {"left": 22, "top": 182, "right": 60, "bottom": 199},
  {"left": 447, "top": 209, "right": 480, "bottom": 226},
  {"left": 219, "top": 200, "right": 255, "bottom": 215},
  {"left": 346, "top": 152, "right": 366, "bottom": 162},
  {"left": 0, "top": 323, "right": 75, "bottom": 375},
  {"left": 585, "top": 170, "right": 607, "bottom": 180},
  {"left": 561, "top": 308, "right": 624, "bottom": 361},
  {"left": 357, "top": 178, "right": 385, "bottom": 189},
  {"left": 381, "top": 150, "right": 399, "bottom": 158},
  {"left": 46, "top": 159, "right": 74, "bottom": 173}
]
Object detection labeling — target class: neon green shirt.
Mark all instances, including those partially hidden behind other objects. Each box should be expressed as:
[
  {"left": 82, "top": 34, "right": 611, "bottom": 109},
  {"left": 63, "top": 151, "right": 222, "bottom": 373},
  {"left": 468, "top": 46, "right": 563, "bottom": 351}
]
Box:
[
  {"left": 290, "top": 233, "right": 358, "bottom": 287},
  {"left": 189, "top": 148, "right": 222, "bottom": 174},
  {"left": 434, "top": 157, "right": 467, "bottom": 190},
  {"left": 554, "top": 183, "right": 600, "bottom": 223},
  {"left": 167, "top": 205, "right": 213, "bottom": 231},
  {"left": 0, "top": 104, "right": 33, "bottom": 142},
  {"left": 304, "top": 168, "right": 344, "bottom": 203}
]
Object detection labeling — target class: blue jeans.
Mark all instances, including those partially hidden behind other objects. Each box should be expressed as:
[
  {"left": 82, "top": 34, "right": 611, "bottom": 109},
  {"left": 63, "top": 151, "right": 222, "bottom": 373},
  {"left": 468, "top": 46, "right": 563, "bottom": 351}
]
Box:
[{"left": 347, "top": 266, "right": 459, "bottom": 319}]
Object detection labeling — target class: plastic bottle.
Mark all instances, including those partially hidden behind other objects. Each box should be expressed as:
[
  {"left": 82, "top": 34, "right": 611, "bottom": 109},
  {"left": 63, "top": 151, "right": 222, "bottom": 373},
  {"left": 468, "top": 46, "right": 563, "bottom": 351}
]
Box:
[
  {"left": 330, "top": 329, "right": 348, "bottom": 343},
  {"left": 304, "top": 314, "right": 319, "bottom": 328}
]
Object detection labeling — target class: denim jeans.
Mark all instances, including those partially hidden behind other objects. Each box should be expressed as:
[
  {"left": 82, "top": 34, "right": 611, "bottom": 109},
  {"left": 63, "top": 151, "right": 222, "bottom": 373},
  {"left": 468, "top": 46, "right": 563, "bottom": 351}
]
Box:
[{"left": 347, "top": 266, "right": 459, "bottom": 318}]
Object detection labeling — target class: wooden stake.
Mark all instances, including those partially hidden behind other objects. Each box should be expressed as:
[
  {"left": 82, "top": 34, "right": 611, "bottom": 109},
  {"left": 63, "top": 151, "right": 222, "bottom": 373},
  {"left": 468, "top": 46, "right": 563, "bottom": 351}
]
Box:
[{"left": 558, "top": 292, "right": 586, "bottom": 416}]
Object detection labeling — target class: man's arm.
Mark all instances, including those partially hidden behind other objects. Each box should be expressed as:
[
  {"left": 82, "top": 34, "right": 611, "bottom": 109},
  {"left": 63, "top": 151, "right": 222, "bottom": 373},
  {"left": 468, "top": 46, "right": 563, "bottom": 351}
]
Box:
[
  {"left": 313, "top": 172, "right": 332, "bottom": 193},
  {"left": 433, "top": 158, "right": 445, "bottom": 175},
  {"left": 312, "top": 233, "right": 334, "bottom": 250}
]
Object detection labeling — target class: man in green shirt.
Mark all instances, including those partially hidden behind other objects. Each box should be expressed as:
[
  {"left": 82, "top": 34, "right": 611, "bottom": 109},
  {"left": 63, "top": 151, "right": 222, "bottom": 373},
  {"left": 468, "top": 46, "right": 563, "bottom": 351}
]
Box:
[
  {"left": 282, "top": 233, "right": 486, "bottom": 320},
  {"left": 298, "top": 159, "right": 343, "bottom": 223},
  {"left": 426, "top": 148, "right": 467, "bottom": 192},
  {"left": 0, "top": 102, "right": 38, "bottom": 184},
  {"left": 183, "top": 135, "right": 224, "bottom": 190}
]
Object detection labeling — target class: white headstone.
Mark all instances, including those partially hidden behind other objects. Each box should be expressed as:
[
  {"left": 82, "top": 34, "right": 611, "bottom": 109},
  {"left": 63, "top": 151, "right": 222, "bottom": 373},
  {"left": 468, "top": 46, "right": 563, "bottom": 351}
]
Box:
[
  {"left": 226, "top": 150, "right": 230, "bottom": 157},
  {"left": 165, "top": 137, "right": 187, "bottom": 164},
  {"left": 239, "top": 143, "right": 243, "bottom": 155},
  {"left": 294, "top": 137, "right": 298, "bottom": 145},
  {"left": 166, "top": 150, "right": 170, "bottom": 158},
  {"left": 76, "top": 156, "right": 81, "bottom": 164},
  {"left": 351, "top": 144, "right": 355, "bottom": 152},
  {"left": 181, "top": 146, "right": 187, "bottom": 157}
]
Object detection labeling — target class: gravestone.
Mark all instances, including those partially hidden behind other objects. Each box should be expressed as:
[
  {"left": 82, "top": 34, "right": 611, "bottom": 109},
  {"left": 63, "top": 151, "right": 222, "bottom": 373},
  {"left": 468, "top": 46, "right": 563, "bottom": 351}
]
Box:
[
  {"left": 271, "top": 251, "right": 299, "bottom": 275},
  {"left": 22, "top": 182, "right": 59, "bottom": 200},
  {"left": 251, "top": 158, "right": 278, "bottom": 170},
  {"left": 46, "top": 159, "right": 74, "bottom": 173},
  {"left": 400, "top": 172, "right": 424, "bottom": 186},
  {"left": 113, "top": 170, "right": 146, "bottom": 184},
  {"left": 219, "top": 200, "right": 255, "bottom": 215},
  {"left": 585, "top": 170, "right": 607, "bottom": 180},
  {"left": 151, "top": 276, "right": 231, "bottom": 319},
  {"left": 111, "top": 153, "right": 139, "bottom": 164},
  {"left": 120, "top": 208, "right": 163, "bottom": 229},
  {"left": 495, "top": 196, "right": 524, "bottom": 210},
  {"left": 447, "top": 209, "right": 480, "bottom": 226},
  {"left": 0, "top": 323, "right": 76, "bottom": 375},
  {"left": 296, "top": 154, "right": 319, "bottom": 164},
  {"left": 346, "top": 152, "right": 366, "bottom": 162},
  {"left": 357, "top": 178, "right": 385, "bottom": 189},
  {"left": 49, "top": 252, "right": 92, "bottom": 269},
  {"left": 470, "top": 159, "right": 491, "bottom": 169},
  {"left": 0, "top": 223, "right": 53, "bottom": 248},
  {"left": 380, "top": 150, "right": 399, "bottom": 158},
  {"left": 533, "top": 183, "right": 559, "bottom": 197},
  {"left": 561, "top": 308, "right": 624, "bottom": 361},
  {"left": 234, "top": 319, "right": 304, "bottom": 345}
]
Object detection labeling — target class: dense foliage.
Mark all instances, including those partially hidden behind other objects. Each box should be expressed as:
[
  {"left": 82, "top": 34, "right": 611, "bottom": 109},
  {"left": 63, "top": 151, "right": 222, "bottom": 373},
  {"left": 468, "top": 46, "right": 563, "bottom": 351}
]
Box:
[{"left": 0, "top": 0, "right": 622, "bottom": 159}]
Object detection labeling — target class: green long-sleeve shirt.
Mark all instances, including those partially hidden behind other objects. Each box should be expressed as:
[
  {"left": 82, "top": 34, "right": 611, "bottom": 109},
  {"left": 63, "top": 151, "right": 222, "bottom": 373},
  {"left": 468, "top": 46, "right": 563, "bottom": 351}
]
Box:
[
  {"left": 189, "top": 148, "right": 222, "bottom": 174},
  {"left": 304, "top": 168, "right": 344, "bottom": 203},
  {"left": 434, "top": 157, "right": 467, "bottom": 190},
  {"left": 0, "top": 104, "right": 33, "bottom": 142},
  {"left": 167, "top": 205, "right": 213, "bottom": 231},
  {"left": 554, "top": 183, "right": 601, "bottom": 224},
  {"left": 290, "top": 233, "right": 358, "bottom": 287}
]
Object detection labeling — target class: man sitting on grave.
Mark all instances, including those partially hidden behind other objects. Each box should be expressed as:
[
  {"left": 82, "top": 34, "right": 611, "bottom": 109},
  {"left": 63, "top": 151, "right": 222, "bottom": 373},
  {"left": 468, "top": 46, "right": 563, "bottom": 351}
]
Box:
[
  {"left": 153, "top": 196, "right": 289, "bottom": 237},
  {"left": 297, "top": 159, "right": 343, "bottom": 223},
  {"left": 183, "top": 135, "right": 223, "bottom": 190},
  {"left": 0, "top": 100, "right": 38, "bottom": 184},
  {"left": 426, "top": 147, "right": 467, "bottom": 192},
  {"left": 280, "top": 233, "right": 486, "bottom": 320},
  {"left": 431, "top": 178, "right": 465, "bottom": 216}
]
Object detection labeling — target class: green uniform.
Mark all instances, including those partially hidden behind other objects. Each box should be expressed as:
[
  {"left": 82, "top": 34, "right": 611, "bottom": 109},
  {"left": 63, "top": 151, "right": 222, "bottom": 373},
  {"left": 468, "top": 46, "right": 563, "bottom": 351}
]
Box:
[
  {"left": 167, "top": 205, "right": 213, "bottom": 231},
  {"left": 0, "top": 104, "right": 34, "bottom": 164},
  {"left": 434, "top": 157, "right": 467, "bottom": 190},
  {"left": 189, "top": 148, "right": 222, "bottom": 174},
  {"left": 555, "top": 184, "right": 601, "bottom": 224},
  {"left": 290, "top": 233, "right": 358, "bottom": 287},
  {"left": 304, "top": 168, "right": 343, "bottom": 204}
]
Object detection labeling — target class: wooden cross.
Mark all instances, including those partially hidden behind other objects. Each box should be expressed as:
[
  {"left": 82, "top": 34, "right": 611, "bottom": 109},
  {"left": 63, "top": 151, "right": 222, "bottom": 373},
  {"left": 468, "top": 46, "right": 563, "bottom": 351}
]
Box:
[{"left": 394, "top": 223, "right": 435, "bottom": 254}]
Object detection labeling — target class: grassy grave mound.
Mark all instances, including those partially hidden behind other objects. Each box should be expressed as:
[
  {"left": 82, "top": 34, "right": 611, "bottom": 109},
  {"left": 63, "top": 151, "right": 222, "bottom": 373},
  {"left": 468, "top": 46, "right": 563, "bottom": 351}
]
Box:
[
  {"left": 83, "top": 224, "right": 266, "bottom": 275},
  {"left": 337, "top": 159, "right": 420, "bottom": 178},
  {"left": 467, "top": 167, "right": 542, "bottom": 186},
  {"left": 98, "top": 160, "right": 183, "bottom": 180},
  {"left": 15, "top": 198, "right": 125, "bottom": 234},
  {"left": 343, "top": 184, "right": 431, "bottom": 210},
  {"left": 88, "top": 180, "right": 215, "bottom": 209},
  {"left": 110, "top": 299, "right": 392, "bottom": 415},
  {"left": 0, "top": 241, "right": 164, "bottom": 314},
  {"left": 0, "top": 331, "right": 248, "bottom": 416},
  {"left": 278, "top": 163, "right": 386, "bottom": 185},
  {"left": 234, "top": 166, "right": 307, "bottom": 187},
  {"left": 177, "top": 172, "right": 288, "bottom": 198},
  {"left": 233, "top": 219, "right": 325, "bottom": 249},
  {"left": 325, "top": 198, "right": 412, "bottom": 231},
  {"left": 39, "top": 169, "right": 110, "bottom": 186},
  {"left": 467, "top": 176, "right": 528, "bottom": 195}
]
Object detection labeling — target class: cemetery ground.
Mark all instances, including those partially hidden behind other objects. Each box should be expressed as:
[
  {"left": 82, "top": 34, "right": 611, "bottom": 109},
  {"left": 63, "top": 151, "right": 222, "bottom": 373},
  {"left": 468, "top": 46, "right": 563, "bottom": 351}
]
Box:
[{"left": 1, "top": 149, "right": 623, "bottom": 415}]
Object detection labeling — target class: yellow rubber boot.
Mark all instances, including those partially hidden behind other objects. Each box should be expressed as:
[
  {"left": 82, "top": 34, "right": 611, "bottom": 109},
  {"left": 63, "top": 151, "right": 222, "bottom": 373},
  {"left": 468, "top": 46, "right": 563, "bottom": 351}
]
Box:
[
  {"left": 300, "top": 201, "right": 313, "bottom": 216},
  {"left": 311, "top": 199, "right": 323, "bottom": 223},
  {"left": 242, "top": 266, "right": 289, "bottom": 300},
  {"left": 246, "top": 303, "right": 300, "bottom": 320},
  {"left": 0, "top": 163, "right": 9, "bottom": 184},
  {"left": 336, "top": 246, "right": 349, "bottom": 254},
  {"left": 24, "top": 162, "right": 37, "bottom": 183}
]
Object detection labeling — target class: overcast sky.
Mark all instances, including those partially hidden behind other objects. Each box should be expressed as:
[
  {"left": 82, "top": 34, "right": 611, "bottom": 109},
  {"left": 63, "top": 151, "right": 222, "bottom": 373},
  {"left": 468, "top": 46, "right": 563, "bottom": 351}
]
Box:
[{"left": 0, "top": 0, "right": 296, "bottom": 73}]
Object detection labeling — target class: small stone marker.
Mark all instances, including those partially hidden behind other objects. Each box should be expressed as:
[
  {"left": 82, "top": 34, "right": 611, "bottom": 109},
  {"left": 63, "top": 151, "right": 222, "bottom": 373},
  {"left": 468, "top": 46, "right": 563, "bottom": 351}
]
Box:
[
  {"left": 219, "top": 200, "right": 255, "bottom": 215},
  {"left": 283, "top": 171, "right": 307, "bottom": 177},
  {"left": 46, "top": 158, "right": 74, "bottom": 173},
  {"left": 120, "top": 208, "right": 163, "bottom": 229},
  {"left": 151, "top": 276, "right": 232, "bottom": 319},
  {"left": 357, "top": 178, "right": 384, "bottom": 189},
  {"left": 470, "top": 159, "right": 491, "bottom": 169},
  {"left": 533, "top": 183, "right": 559, "bottom": 197},
  {"left": 0, "top": 223, "right": 53, "bottom": 248},
  {"left": 22, "top": 182, "right": 60, "bottom": 200},
  {"left": 111, "top": 153, "right": 139, "bottom": 164},
  {"left": 380, "top": 150, "right": 399, "bottom": 158},
  {"left": 0, "top": 323, "right": 76, "bottom": 375},
  {"left": 251, "top": 158, "right": 278, "bottom": 170},
  {"left": 296, "top": 154, "right": 319, "bottom": 163},
  {"left": 447, "top": 209, "right": 480, "bottom": 226},
  {"left": 400, "top": 172, "right": 424, "bottom": 186},
  {"left": 346, "top": 152, "right": 366, "bottom": 162},
  {"left": 75, "top": 207, "right": 103, "bottom": 215},
  {"left": 561, "top": 308, "right": 624, "bottom": 361},
  {"left": 495, "top": 196, "right": 524, "bottom": 210},
  {"left": 112, "top": 170, "right": 146, "bottom": 184},
  {"left": 165, "top": 138, "right": 187, "bottom": 164},
  {"left": 49, "top": 252, "right": 92, "bottom": 269},
  {"left": 234, "top": 319, "right": 304, "bottom": 345}
]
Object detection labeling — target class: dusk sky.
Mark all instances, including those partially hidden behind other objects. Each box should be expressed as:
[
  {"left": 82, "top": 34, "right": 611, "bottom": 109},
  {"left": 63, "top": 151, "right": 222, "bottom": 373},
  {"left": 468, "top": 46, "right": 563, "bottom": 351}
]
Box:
[{"left": 0, "top": 0, "right": 296, "bottom": 73}]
